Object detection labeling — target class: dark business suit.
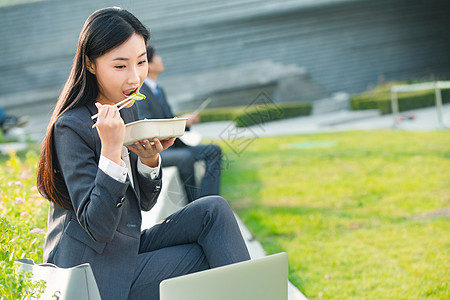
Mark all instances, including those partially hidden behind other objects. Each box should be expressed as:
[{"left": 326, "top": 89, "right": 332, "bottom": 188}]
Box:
[
  {"left": 136, "top": 82, "right": 222, "bottom": 202},
  {"left": 43, "top": 103, "right": 249, "bottom": 300}
]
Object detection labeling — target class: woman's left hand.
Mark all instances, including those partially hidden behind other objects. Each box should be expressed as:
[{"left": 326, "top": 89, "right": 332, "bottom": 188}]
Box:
[{"left": 126, "top": 137, "right": 176, "bottom": 167}]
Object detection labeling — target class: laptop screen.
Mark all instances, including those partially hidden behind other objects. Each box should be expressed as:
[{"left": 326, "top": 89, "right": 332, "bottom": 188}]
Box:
[{"left": 160, "top": 252, "right": 288, "bottom": 300}]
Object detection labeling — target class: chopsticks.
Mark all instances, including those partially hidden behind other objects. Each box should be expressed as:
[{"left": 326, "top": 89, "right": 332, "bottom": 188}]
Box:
[
  {"left": 91, "top": 95, "right": 136, "bottom": 128},
  {"left": 91, "top": 94, "right": 137, "bottom": 120}
]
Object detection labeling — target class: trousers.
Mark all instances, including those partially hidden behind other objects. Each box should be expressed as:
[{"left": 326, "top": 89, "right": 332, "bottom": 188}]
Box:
[
  {"left": 127, "top": 196, "right": 250, "bottom": 300},
  {"left": 160, "top": 144, "right": 222, "bottom": 202}
]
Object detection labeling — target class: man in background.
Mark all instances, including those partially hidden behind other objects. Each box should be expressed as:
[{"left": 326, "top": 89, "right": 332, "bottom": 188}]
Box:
[
  {"left": 0, "top": 107, "right": 28, "bottom": 133},
  {"left": 136, "top": 45, "right": 222, "bottom": 202}
]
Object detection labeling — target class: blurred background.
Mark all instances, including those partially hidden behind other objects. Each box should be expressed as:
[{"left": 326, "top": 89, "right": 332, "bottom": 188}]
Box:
[
  {"left": 1, "top": 2, "right": 449, "bottom": 299},
  {"left": 1, "top": 0, "right": 450, "bottom": 141}
]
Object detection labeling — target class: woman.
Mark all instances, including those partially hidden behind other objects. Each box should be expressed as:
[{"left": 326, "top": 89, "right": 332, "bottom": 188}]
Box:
[{"left": 37, "top": 7, "right": 250, "bottom": 300}]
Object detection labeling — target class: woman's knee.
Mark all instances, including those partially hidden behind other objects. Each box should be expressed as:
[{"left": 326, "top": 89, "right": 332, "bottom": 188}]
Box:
[
  {"left": 195, "top": 196, "right": 233, "bottom": 219},
  {"left": 196, "top": 195, "right": 227, "bottom": 206}
]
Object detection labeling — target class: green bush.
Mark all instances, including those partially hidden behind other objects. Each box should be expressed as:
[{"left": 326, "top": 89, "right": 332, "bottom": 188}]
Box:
[
  {"left": 350, "top": 81, "right": 450, "bottom": 114},
  {"left": 198, "top": 107, "right": 238, "bottom": 123},
  {"left": 235, "top": 102, "right": 312, "bottom": 127},
  {"left": 191, "top": 102, "right": 312, "bottom": 127},
  {"left": 0, "top": 150, "right": 48, "bottom": 299}
]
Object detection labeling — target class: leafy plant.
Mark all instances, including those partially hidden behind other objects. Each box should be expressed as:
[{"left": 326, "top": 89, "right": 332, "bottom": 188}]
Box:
[
  {"left": 0, "top": 217, "right": 47, "bottom": 299},
  {"left": 180, "top": 102, "right": 312, "bottom": 126},
  {"left": 235, "top": 102, "right": 312, "bottom": 127},
  {"left": 0, "top": 150, "right": 48, "bottom": 299}
]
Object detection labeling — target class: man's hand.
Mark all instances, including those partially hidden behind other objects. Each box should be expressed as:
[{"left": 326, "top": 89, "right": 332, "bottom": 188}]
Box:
[{"left": 180, "top": 112, "right": 200, "bottom": 127}]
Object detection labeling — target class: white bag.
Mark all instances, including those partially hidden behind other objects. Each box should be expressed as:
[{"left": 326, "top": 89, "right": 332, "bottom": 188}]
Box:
[{"left": 15, "top": 258, "right": 101, "bottom": 300}]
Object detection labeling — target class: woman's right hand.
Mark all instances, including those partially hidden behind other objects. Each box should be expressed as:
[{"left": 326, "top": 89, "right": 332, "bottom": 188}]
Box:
[{"left": 94, "top": 102, "right": 125, "bottom": 165}]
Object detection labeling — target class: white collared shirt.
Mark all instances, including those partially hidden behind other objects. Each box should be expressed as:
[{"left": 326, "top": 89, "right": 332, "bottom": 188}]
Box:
[
  {"left": 144, "top": 77, "right": 158, "bottom": 95},
  {"left": 98, "top": 146, "right": 161, "bottom": 186}
]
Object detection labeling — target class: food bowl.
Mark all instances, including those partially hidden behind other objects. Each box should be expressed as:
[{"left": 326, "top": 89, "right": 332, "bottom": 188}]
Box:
[{"left": 123, "top": 118, "right": 188, "bottom": 145}]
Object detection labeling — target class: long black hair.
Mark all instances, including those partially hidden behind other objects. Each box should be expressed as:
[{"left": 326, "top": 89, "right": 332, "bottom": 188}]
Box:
[{"left": 37, "top": 7, "right": 150, "bottom": 209}]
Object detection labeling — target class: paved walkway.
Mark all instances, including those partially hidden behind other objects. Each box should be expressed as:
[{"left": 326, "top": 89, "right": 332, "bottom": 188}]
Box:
[{"left": 190, "top": 103, "right": 450, "bottom": 141}]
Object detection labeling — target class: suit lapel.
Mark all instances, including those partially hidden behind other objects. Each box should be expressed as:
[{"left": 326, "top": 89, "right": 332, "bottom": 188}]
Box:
[
  {"left": 140, "top": 84, "right": 162, "bottom": 117},
  {"left": 88, "top": 103, "right": 142, "bottom": 202},
  {"left": 158, "top": 87, "right": 175, "bottom": 118},
  {"left": 120, "top": 107, "right": 142, "bottom": 200},
  {"left": 127, "top": 152, "right": 141, "bottom": 204},
  {"left": 140, "top": 83, "right": 174, "bottom": 118}
]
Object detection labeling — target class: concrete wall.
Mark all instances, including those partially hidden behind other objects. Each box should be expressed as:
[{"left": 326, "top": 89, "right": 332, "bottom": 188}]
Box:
[{"left": 1, "top": 0, "right": 449, "bottom": 109}]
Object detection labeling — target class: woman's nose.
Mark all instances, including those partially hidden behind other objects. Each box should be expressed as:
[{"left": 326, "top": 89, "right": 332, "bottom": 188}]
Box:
[{"left": 128, "top": 67, "right": 140, "bottom": 84}]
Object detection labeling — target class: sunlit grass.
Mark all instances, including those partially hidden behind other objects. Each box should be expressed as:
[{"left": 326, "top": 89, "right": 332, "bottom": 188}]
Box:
[
  {"left": 1, "top": 130, "right": 448, "bottom": 299},
  {"left": 218, "top": 130, "right": 450, "bottom": 299}
]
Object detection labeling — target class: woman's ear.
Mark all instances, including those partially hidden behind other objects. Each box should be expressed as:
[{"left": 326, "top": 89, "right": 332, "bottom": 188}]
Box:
[{"left": 86, "top": 56, "right": 96, "bottom": 75}]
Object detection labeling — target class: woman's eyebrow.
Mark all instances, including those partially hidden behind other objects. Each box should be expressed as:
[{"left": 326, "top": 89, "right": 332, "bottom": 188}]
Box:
[{"left": 112, "top": 52, "right": 146, "bottom": 61}]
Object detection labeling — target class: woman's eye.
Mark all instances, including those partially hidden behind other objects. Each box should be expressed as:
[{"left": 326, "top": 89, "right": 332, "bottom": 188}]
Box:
[
  {"left": 138, "top": 60, "right": 147, "bottom": 65},
  {"left": 115, "top": 65, "right": 126, "bottom": 69}
]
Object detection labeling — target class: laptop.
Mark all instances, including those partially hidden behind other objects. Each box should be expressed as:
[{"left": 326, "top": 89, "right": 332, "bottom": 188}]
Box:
[{"left": 160, "top": 252, "right": 288, "bottom": 300}]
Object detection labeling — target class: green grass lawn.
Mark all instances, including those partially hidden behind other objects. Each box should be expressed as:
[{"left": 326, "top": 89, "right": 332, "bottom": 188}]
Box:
[
  {"left": 217, "top": 130, "right": 450, "bottom": 299},
  {"left": 1, "top": 130, "right": 449, "bottom": 299}
]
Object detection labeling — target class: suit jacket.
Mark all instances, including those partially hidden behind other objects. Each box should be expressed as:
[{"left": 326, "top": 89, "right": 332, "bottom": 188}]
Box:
[
  {"left": 43, "top": 103, "right": 162, "bottom": 300},
  {"left": 136, "top": 82, "right": 188, "bottom": 148},
  {"left": 137, "top": 82, "right": 175, "bottom": 119}
]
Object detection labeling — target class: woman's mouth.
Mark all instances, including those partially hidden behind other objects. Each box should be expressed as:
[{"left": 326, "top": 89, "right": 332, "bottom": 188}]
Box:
[{"left": 123, "top": 88, "right": 138, "bottom": 97}]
